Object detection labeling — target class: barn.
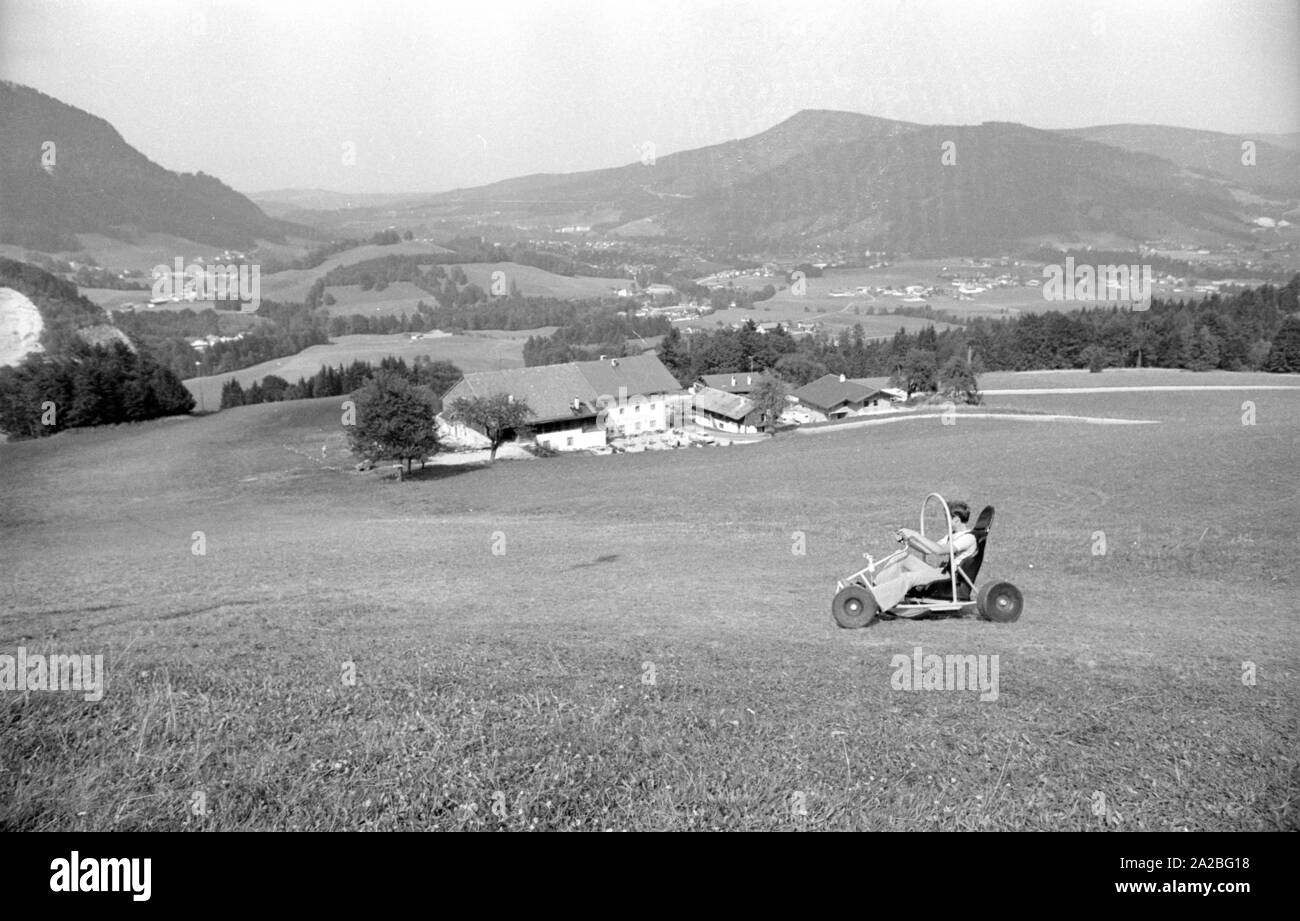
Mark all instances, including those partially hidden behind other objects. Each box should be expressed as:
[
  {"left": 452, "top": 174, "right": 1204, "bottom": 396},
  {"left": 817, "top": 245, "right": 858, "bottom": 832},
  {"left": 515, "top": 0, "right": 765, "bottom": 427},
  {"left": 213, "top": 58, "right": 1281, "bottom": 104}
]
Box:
[{"left": 691, "top": 386, "right": 766, "bottom": 433}]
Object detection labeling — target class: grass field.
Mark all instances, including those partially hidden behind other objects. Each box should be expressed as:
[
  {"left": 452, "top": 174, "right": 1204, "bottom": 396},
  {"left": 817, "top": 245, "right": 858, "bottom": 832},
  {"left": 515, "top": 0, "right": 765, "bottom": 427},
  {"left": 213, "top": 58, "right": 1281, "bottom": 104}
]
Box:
[
  {"left": 700, "top": 305, "right": 957, "bottom": 339},
  {"left": 257, "top": 242, "right": 454, "bottom": 303},
  {"left": 0, "top": 371, "right": 1295, "bottom": 831},
  {"left": 182, "top": 330, "right": 545, "bottom": 408},
  {"left": 707, "top": 261, "right": 1210, "bottom": 325},
  {"left": 455, "top": 263, "right": 629, "bottom": 299}
]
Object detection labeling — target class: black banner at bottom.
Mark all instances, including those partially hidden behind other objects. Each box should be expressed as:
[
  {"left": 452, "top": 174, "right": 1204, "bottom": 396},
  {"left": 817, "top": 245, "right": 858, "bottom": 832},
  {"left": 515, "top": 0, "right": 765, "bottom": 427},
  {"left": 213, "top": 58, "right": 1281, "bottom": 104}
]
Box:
[{"left": 8, "top": 831, "right": 1285, "bottom": 907}]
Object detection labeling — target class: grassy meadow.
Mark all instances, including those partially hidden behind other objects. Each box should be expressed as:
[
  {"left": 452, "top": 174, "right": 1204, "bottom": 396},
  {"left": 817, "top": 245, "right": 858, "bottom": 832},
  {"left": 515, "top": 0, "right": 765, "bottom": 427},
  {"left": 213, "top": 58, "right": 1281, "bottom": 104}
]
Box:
[
  {"left": 182, "top": 330, "right": 546, "bottom": 408},
  {"left": 0, "top": 371, "right": 1295, "bottom": 830}
]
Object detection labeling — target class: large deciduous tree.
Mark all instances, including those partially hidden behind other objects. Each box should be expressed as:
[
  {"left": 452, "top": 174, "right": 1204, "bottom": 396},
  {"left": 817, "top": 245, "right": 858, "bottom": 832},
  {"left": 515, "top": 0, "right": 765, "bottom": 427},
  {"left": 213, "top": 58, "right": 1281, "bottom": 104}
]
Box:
[
  {"left": 938, "top": 354, "right": 982, "bottom": 403},
  {"left": 445, "top": 393, "right": 533, "bottom": 461},
  {"left": 347, "top": 370, "right": 441, "bottom": 472},
  {"left": 895, "top": 348, "right": 938, "bottom": 398},
  {"left": 747, "top": 377, "right": 788, "bottom": 432}
]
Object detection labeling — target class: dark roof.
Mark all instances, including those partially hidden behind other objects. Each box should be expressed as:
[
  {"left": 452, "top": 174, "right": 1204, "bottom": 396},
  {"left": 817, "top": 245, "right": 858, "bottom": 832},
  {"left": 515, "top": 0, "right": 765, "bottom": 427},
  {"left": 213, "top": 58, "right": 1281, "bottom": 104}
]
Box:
[
  {"left": 577, "top": 354, "right": 681, "bottom": 401},
  {"left": 697, "top": 371, "right": 771, "bottom": 394},
  {"left": 692, "top": 386, "right": 757, "bottom": 420},
  {"left": 443, "top": 354, "right": 681, "bottom": 425},
  {"left": 791, "top": 374, "right": 876, "bottom": 413},
  {"left": 446, "top": 364, "right": 596, "bottom": 423}
]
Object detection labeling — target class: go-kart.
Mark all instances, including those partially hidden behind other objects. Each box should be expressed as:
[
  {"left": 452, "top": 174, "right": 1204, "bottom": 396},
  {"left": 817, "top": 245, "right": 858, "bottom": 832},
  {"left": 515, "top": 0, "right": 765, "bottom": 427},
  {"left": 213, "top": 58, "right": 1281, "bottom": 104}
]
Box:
[{"left": 832, "top": 493, "right": 1024, "bottom": 629}]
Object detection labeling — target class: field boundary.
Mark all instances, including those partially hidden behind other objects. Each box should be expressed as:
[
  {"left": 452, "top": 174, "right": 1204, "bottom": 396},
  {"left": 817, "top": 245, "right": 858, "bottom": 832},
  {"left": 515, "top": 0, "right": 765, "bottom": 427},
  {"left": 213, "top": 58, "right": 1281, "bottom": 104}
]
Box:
[
  {"left": 982, "top": 385, "right": 1300, "bottom": 394},
  {"left": 796, "top": 410, "right": 1161, "bottom": 435}
]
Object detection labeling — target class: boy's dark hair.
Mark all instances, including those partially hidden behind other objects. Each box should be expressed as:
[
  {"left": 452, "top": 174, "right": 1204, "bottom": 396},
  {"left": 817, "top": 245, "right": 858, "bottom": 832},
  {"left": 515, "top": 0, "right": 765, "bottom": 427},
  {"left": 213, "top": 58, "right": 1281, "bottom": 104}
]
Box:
[{"left": 949, "top": 501, "right": 971, "bottom": 523}]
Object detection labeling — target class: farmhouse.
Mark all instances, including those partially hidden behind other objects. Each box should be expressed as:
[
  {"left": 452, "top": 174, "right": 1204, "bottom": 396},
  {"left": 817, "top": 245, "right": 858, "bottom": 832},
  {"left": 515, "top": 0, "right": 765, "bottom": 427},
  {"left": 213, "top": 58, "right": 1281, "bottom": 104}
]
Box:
[
  {"left": 691, "top": 386, "right": 766, "bottom": 434},
  {"left": 439, "top": 353, "right": 682, "bottom": 452},
  {"left": 791, "top": 373, "right": 891, "bottom": 421},
  {"left": 695, "top": 371, "right": 772, "bottom": 396},
  {"left": 579, "top": 353, "right": 683, "bottom": 437}
]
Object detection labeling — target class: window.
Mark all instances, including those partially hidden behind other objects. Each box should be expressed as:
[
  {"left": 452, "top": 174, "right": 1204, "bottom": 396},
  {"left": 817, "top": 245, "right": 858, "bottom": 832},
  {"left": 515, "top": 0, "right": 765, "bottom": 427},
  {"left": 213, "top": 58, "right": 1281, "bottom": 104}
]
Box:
[
  {"left": 619, "top": 407, "right": 625, "bottom": 415},
  {"left": 635, "top": 403, "right": 641, "bottom": 412},
  {"left": 566, "top": 436, "right": 574, "bottom": 447}
]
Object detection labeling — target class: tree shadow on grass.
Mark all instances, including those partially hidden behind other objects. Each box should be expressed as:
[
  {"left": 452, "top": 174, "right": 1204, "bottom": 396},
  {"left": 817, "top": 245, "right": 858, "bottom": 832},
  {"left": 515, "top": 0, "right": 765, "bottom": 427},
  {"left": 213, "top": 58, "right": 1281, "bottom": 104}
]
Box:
[{"left": 382, "top": 462, "right": 490, "bottom": 483}]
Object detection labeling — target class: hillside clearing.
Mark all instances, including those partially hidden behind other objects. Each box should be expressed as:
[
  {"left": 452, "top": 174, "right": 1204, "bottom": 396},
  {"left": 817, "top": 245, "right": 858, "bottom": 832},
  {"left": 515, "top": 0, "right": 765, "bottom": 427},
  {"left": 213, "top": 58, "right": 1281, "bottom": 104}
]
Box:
[{"left": 1, "top": 377, "right": 1295, "bottom": 831}]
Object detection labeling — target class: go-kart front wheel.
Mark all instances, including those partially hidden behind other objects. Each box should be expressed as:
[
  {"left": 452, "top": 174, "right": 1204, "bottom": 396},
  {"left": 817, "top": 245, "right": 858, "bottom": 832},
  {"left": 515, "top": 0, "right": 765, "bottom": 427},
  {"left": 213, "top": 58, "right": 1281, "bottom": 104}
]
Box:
[
  {"left": 833, "top": 584, "right": 880, "bottom": 629},
  {"left": 977, "top": 581, "right": 1023, "bottom": 623}
]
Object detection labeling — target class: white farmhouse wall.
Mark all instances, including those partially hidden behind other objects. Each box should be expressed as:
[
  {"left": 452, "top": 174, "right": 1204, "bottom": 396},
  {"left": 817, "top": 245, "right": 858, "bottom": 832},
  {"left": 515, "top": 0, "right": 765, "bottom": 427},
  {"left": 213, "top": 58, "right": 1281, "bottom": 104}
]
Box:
[
  {"left": 606, "top": 395, "right": 671, "bottom": 435},
  {"left": 693, "top": 412, "right": 758, "bottom": 434},
  {"left": 536, "top": 427, "right": 607, "bottom": 451}
]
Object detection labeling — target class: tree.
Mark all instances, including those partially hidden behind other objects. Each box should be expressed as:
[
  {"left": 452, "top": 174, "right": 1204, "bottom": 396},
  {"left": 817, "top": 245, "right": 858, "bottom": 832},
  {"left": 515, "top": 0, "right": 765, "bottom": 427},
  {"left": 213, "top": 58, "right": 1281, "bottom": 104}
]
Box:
[
  {"left": 895, "top": 349, "right": 938, "bottom": 398},
  {"left": 1079, "top": 344, "right": 1111, "bottom": 374},
  {"left": 748, "top": 377, "right": 788, "bottom": 432},
  {"left": 347, "top": 371, "right": 441, "bottom": 472},
  {"left": 938, "top": 354, "right": 981, "bottom": 403},
  {"left": 656, "top": 327, "right": 691, "bottom": 385},
  {"left": 773, "top": 353, "right": 827, "bottom": 386},
  {"left": 445, "top": 393, "right": 533, "bottom": 461},
  {"left": 1263, "top": 316, "right": 1300, "bottom": 372}
]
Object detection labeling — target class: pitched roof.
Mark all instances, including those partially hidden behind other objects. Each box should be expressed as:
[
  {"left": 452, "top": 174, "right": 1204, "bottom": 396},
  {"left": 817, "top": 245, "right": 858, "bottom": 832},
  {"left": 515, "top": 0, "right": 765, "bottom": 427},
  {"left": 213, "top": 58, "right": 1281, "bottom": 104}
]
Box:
[
  {"left": 576, "top": 354, "right": 681, "bottom": 400},
  {"left": 697, "top": 371, "right": 770, "bottom": 393},
  {"left": 452, "top": 364, "right": 597, "bottom": 423},
  {"left": 447, "top": 354, "right": 681, "bottom": 424},
  {"left": 791, "top": 374, "right": 875, "bottom": 412},
  {"left": 692, "top": 386, "right": 757, "bottom": 420}
]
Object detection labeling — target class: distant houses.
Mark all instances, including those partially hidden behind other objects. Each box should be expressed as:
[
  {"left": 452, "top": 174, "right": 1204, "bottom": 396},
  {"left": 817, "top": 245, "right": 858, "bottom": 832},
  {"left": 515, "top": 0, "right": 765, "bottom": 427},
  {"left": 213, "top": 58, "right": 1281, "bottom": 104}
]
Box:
[
  {"left": 439, "top": 353, "right": 682, "bottom": 452},
  {"left": 790, "top": 373, "right": 894, "bottom": 422}
]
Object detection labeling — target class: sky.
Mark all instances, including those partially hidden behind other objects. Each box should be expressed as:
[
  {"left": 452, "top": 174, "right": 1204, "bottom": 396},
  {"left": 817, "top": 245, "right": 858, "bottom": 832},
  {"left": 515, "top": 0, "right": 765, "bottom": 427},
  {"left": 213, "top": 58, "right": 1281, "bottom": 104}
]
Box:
[{"left": 2, "top": 0, "right": 1298, "bottom": 195}]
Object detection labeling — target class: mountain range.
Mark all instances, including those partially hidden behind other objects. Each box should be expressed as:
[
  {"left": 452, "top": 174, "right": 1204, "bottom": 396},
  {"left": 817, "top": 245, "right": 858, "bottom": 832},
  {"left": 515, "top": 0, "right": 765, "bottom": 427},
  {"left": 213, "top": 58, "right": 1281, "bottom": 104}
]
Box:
[{"left": 2, "top": 81, "right": 1296, "bottom": 257}]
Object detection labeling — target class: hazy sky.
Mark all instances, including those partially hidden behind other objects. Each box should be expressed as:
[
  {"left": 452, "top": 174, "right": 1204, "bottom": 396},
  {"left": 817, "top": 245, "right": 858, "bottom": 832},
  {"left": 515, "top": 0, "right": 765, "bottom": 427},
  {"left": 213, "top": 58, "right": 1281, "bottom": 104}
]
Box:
[{"left": 2, "top": 0, "right": 1297, "bottom": 195}]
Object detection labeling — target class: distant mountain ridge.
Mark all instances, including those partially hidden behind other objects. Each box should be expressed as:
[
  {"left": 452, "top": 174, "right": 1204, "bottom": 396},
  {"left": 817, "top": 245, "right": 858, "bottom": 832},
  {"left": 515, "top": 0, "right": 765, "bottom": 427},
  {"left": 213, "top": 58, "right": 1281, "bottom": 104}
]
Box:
[
  {"left": 1059, "top": 123, "right": 1300, "bottom": 198},
  {"left": 0, "top": 82, "right": 293, "bottom": 252},
  {"left": 329, "top": 109, "right": 1295, "bottom": 252},
  {"left": 4, "top": 82, "right": 1294, "bottom": 257}
]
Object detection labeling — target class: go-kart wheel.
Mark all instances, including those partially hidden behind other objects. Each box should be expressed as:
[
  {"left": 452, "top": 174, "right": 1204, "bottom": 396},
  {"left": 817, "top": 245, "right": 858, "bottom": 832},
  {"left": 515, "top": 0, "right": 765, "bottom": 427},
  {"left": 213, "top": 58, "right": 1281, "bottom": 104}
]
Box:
[
  {"left": 977, "top": 581, "right": 1023, "bottom": 623},
  {"left": 833, "top": 584, "right": 879, "bottom": 629}
]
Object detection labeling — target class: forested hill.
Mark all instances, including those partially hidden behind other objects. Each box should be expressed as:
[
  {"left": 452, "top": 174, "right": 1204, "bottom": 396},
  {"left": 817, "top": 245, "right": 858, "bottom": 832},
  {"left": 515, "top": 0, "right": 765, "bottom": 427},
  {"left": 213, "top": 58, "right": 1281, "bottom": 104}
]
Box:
[
  {"left": 0, "top": 259, "right": 195, "bottom": 438},
  {"left": 0, "top": 81, "right": 291, "bottom": 251}
]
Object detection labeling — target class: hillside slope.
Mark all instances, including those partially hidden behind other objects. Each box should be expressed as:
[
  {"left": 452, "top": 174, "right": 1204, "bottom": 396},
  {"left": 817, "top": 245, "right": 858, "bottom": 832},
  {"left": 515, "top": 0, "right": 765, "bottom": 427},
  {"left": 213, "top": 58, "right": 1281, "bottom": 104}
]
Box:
[
  {"left": 0, "top": 82, "right": 293, "bottom": 251},
  {"left": 1060, "top": 123, "right": 1300, "bottom": 198}
]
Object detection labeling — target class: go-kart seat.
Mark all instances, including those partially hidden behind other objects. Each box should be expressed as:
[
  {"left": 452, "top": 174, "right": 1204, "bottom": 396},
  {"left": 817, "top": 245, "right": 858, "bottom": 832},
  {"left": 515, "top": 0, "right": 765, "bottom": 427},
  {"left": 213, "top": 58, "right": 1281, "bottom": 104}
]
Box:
[
  {"left": 954, "top": 505, "right": 994, "bottom": 601},
  {"left": 904, "top": 505, "right": 995, "bottom": 602}
]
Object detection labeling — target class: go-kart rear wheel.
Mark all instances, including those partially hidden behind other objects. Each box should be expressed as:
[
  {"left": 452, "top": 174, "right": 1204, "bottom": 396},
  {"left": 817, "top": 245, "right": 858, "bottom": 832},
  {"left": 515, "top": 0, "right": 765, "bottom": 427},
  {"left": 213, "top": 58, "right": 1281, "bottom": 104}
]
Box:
[
  {"left": 833, "top": 584, "right": 879, "bottom": 629},
  {"left": 977, "top": 581, "right": 1023, "bottom": 623}
]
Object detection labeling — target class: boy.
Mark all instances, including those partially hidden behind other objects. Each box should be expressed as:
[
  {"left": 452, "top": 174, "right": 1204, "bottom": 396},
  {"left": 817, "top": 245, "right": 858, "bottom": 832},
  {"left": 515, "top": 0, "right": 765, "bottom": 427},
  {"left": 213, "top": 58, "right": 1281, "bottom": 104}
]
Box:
[{"left": 870, "top": 501, "right": 977, "bottom": 610}]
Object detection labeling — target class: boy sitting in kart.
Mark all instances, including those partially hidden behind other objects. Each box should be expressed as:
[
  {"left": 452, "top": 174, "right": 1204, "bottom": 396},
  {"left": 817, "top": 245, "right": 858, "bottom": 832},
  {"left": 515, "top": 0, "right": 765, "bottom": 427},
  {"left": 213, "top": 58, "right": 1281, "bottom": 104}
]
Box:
[{"left": 867, "top": 500, "right": 977, "bottom": 611}]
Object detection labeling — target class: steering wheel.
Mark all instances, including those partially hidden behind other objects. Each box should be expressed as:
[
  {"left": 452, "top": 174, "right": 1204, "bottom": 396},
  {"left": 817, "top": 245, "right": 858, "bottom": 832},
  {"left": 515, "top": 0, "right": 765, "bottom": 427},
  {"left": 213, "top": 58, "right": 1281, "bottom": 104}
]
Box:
[{"left": 896, "top": 527, "right": 944, "bottom": 557}]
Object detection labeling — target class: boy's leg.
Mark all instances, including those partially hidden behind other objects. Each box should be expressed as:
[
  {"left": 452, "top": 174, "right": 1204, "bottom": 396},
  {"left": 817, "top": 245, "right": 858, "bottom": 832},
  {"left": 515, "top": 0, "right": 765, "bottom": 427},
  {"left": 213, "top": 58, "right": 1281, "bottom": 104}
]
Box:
[{"left": 870, "top": 560, "right": 945, "bottom": 611}]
